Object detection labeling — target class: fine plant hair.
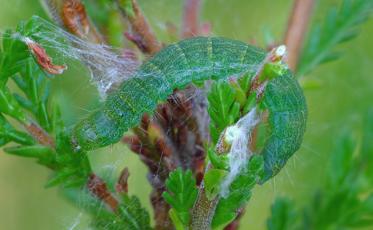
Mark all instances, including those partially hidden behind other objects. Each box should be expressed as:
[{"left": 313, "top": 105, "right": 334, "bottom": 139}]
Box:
[{"left": 0, "top": 0, "right": 372, "bottom": 230}]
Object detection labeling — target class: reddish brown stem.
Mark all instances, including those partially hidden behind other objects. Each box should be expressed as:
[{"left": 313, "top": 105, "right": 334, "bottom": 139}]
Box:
[
  {"left": 116, "top": 167, "right": 130, "bottom": 194},
  {"left": 181, "top": 0, "right": 202, "bottom": 38},
  {"left": 87, "top": 174, "right": 119, "bottom": 212},
  {"left": 284, "top": 0, "right": 315, "bottom": 71},
  {"left": 44, "top": 0, "right": 104, "bottom": 43},
  {"left": 118, "top": 0, "right": 161, "bottom": 54},
  {"left": 25, "top": 123, "right": 55, "bottom": 148}
]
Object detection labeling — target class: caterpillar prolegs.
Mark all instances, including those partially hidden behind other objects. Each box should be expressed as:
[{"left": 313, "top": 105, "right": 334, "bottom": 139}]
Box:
[{"left": 71, "top": 37, "right": 307, "bottom": 180}]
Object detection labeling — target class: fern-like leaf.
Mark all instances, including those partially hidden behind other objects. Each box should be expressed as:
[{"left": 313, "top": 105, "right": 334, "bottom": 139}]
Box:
[
  {"left": 298, "top": 0, "right": 373, "bottom": 76},
  {"left": 118, "top": 195, "right": 152, "bottom": 230},
  {"left": 267, "top": 198, "right": 298, "bottom": 230},
  {"left": 208, "top": 80, "right": 241, "bottom": 144},
  {"left": 163, "top": 168, "right": 198, "bottom": 228},
  {"left": 211, "top": 155, "right": 264, "bottom": 229}
]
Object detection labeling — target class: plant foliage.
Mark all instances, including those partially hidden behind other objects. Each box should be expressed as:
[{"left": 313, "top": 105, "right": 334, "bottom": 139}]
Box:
[
  {"left": 267, "top": 118, "right": 373, "bottom": 229},
  {"left": 298, "top": 0, "right": 373, "bottom": 76},
  {"left": 212, "top": 155, "right": 264, "bottom": 230},
  {"left": 163, "top": 168, "right": 198, "bottom": 228},
  {"left": 207, "top": 75, "right": 255, "bottom": 144}
]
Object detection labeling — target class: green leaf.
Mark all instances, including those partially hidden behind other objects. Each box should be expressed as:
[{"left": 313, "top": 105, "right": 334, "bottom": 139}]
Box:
[
  {"left": 208, "top": 80, "right": 241, "bottom": 144},
  {"left": 118, "top": 195, "right": 152, "bottom": 230},
  {"left": 45, "top": 169, "right": 77, "bottom": 188},
  {"left": 0, "top": 86, "right": 27, "bottom": 122},
  {"left": 117, "top": 0, "right": 135, "bottom": 18},
  {"left": 204, "top": 168, "right": 228, "bottom": 200},
  {"left": 267, "top": 198, "right": 298, "bottom": 230},
  {"left": 298, "top": 0, "right": 373, "bottom": 76},
  {"left": 168, "top": 208, "right": 185, "bottom": 230},
  {"left": 327, "top": 131, "right": 356, "bottom": 190},
  {"left": 212, "top": 155, "right": 264, "bottom": 229},
  {"left": 0, "top": 114, "right": 34, "bottom": 145},
  {"left": 207, "top": 148, "right": 229, "bottom": 170},
  {"left": 163, "top": 168, "right": 198, "bottom": 227},
  {"left": 362, "top": 109, "right": 373, "bottom": 162},
  {"left": 299, "top": 78, "right": 323, "bottom": 90},
  {"left": 4, "top": 145, "right": 54, "bottom": 164},
  {"left": 262, "top": 62, "right": 288, "bottom": 81},
  {"left": 14, "top": 59, "right": 52, "bottom": 131},
  {"left": 0, "top": 30, "right": 30, "bottom": 83},
  {"left": 64, "top": 188, "right": 128, "bottom": 230}
]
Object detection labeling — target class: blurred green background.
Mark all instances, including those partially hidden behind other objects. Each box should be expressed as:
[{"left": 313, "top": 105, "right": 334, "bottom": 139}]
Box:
[{"left": 0, "top": 0, "right": 372, "bottom": 229}]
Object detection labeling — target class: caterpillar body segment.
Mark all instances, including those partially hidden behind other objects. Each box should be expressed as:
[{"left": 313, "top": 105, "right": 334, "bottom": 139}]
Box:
[
  {"left": 71, "top": 37, "right": 307, "bottom": 180},
  {"left": 261, "top": 72, "right": 307, "bottom": 181}
]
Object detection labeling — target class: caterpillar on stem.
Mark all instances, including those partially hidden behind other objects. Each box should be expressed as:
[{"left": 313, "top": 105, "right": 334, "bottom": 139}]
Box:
[{"left": 71, "top": 36, "right": 307, "bottom": 180}]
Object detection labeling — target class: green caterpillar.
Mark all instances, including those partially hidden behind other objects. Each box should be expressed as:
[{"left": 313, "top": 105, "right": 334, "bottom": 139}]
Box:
[{"left": 71, "top": 37, "right": 307, "bottom": 180}]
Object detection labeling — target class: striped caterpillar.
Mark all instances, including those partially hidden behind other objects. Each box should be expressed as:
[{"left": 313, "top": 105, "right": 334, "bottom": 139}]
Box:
[{"left": 71, "top": 37, "right": 307, "bottom": 180}]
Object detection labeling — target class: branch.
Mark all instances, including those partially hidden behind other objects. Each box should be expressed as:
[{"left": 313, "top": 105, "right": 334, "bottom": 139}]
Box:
[
  {"left": 61, "top": 0, "right": 104, "bottom": 43},
  {"left": 116, "top": 167, "right": 130, "bottom": 194},
  {"left": 24, "top": 122, "right": 55, "bottom": 148},
  {"left": 284, "top": 0, "right": 315, "bottom": 71},
  {"left": 117, "top": 0, "right": 161, "bottom": 54},
  {"left": 181, "top": 0, "right": 202, "bottom": 38},
  {"left": 43, "top": 0, "right": 104, "bottom": 43},
  {"left": 87, "top": 173, "right": 120, "bottom": 212}
]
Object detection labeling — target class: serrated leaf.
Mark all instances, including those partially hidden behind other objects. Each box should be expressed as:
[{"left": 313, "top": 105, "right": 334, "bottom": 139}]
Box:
[
  {"left": 207, "top": 148, "right": 229, "bottom": 170},
  {"left": 212, "top": 155, "right": 264, "bottom": 229},
  {"left": 0, "top": 86, "right": 27, "bottom": 122},
  {"left": 46, "top": 169, "right": 76, "bottom": 188},
  {"left": 208, "top": 81, "right": 242, "bottom": 143},
  {"left": 267, "top": 198, "right": 298, "bottom": 230},
  {"left": 4, "top": 144, "right": 54, "bottom": 159},
  {"left": 169, "top": 208, "right": 185, "bottom": 230},
  {"left": 118, "top": 195, "right": 152, "bottom": 230},
  {"left": 327, "top": 131, "right": 356, "bottom": 190},
  {"left": 298, "top": 0, "right": 373, "bottom": 76},
  {"left": 163, "top": 168, "right": 198, "bottom": 227},
  {"left": 0, "top": 114, "right": 34, "bottom": 145},
  {"left": 204, "top": 168, "right": 228, "bottom": 200},
  {"left": 117, "top": 0, "right": 135, "bottom": 18}
]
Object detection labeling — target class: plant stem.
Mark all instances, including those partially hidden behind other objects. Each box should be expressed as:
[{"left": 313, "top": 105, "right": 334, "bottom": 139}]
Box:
[
  {"left": 61, "top": 0, "right": 104, "bottom": 43},
  {"left": 284, "top": 0, "right": 315, "bottom": 71},
  {"left": 191, "top": 187, "right": 219, "bottom": 230},
  {"left": 24, "top": 122, "right": 55, "bottom": 148},
  {"left": 181, "top": 0, "right": 202, "bottom": 38},
  {"left": 43, "top": 0, "right": 104, "bottom": 43},
  {"left": 87, "top": 173, "right": 119, "bottom": 212},
  {"left": 117, "top": 0, "right": 161, "bottom": 54}
]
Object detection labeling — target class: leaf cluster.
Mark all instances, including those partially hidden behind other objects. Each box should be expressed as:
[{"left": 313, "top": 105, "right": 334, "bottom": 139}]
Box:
[
  {"left": 0, "top": 17, "right": 92, "bottom": 188},
  {"left": 163, "top": 168, "right": 198, "bottom": 229},
  {"left": 267, "top": 113, "right": 373, "bottom": 229},
  {"left": 298, "top": 0, "right": 373, "bottom": 76},
  {"left": 0, "top": 16, "right": 160, "bottom": 230},
  {"left": 65, "top": 188, "right": 152, "bottom": 230},
  {"left": 207, "top": 75, "right": 255, "bottom": 144},
  {"left": 211, "top": 155, "right": 264, "bottom": 230}
]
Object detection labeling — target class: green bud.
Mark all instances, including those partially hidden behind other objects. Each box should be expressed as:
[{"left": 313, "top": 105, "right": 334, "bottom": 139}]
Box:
[{"left": 261, "top": 61, "right": 288, "bottom": 81}]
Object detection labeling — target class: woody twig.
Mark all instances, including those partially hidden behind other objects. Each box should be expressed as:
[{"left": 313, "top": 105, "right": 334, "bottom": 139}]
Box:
[
  {"left": 181, "top": 0, "right": 202, "bottom": 38},
  {"left": 87, "top": 173, "right": 120, "bottom": 212},
  {"left": 43, "top": 0, "right": 104, "bottom": 43},
  {"left": 117, "top": 0, "right": 161, "bottom": 54},
  {"left": 284, "top": 0, "right": 315, "bottom": 71}
]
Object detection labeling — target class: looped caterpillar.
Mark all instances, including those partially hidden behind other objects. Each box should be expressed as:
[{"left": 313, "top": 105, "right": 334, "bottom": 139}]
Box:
[{"left": 71, "top": 37, "right": 307, "bottom": 180}]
